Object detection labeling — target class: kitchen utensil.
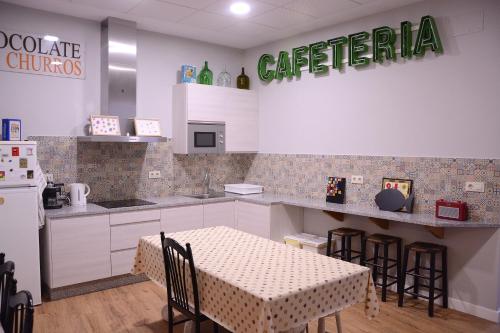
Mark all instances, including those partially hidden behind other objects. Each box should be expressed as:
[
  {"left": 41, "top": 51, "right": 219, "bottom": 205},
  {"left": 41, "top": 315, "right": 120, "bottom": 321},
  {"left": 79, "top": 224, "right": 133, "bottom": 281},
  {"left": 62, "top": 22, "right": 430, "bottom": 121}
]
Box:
[{"left": 70, "top": 183, "right": 90, "bottom": 206}]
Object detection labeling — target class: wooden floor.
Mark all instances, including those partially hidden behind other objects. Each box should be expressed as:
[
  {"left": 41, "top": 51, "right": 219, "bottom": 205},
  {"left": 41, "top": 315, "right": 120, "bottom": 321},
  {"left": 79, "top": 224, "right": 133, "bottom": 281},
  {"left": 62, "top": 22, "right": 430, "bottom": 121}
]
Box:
[{"left": 34, "top": 281, "right": 498, "bottom": 333}]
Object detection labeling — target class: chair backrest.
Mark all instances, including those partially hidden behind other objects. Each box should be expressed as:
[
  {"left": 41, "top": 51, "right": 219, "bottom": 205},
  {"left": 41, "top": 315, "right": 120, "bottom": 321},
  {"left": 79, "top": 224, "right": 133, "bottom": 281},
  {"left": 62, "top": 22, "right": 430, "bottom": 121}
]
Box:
[
  {"left": 4, "top": 290, "right": 34, "bottom": 333},
  {"left": 160, "top": 232, "right": 201, "bottom": 318},
  {"left": 0, "top": 253, "right": 4, "bottom": 265},
  {"left": 0, "top": 261, "right": 16, "bottom": 327}
]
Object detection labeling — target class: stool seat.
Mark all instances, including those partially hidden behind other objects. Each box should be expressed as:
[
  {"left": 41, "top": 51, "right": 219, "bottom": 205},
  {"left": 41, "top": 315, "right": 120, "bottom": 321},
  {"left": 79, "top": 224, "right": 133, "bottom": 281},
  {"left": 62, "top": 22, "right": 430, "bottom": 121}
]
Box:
[
  {"left": 366, "top": 234, "right": 401, "bottom": 244},
  {"left": 407, "top": 242, "right": 446, "bottom": 253},
  {"left": 331, "top": 228, "right": 364, "bottom": 237}
]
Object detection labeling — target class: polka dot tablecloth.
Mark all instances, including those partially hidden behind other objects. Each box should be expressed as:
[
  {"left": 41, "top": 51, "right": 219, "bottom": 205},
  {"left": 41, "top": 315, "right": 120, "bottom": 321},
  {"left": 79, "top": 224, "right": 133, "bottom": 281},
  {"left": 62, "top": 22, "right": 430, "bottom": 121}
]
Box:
[{"left": 133, "top": 226, "right": 379, "bottom": 333}]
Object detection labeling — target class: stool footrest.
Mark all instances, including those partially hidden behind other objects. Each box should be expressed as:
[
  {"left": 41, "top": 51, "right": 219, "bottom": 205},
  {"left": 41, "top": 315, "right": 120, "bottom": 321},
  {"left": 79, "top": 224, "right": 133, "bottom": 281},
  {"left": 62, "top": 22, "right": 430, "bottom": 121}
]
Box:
[
  {"left": 405, "top": 271, "right": 443, "bottom": 281},
  {"left": 375, "top": 280, "right": 398, "bottom": 288},
  {"left": 365, "top": 261, "right": 398, "bottom": 270},
  {"left": 403, "top": 287, "right": 443, "bottom": 300}
]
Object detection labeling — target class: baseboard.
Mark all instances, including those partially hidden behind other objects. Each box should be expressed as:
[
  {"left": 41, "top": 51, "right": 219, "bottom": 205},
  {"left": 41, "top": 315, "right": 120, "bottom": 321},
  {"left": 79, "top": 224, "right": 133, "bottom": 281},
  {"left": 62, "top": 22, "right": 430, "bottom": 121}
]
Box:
[
  {"left": 447, "top": 297, "right": 500, "bottom": 323},
  {"left": 383, "top": 284, "right": 499, "bottom": 323}
]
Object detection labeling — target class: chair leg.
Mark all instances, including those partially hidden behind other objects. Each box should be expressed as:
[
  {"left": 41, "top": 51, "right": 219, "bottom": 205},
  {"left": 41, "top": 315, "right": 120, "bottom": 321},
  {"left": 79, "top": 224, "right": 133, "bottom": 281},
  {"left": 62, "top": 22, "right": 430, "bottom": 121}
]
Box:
[
  {"left": 396, "top": 240, "right": 402, "bottom": 298},
  {"left": 335, "top": 312, "right": 342, "bottom": 333},
  {"left": 327, "top": 231, "right": 333, "bottom": 257},
  {"left": 398, "top": 246, "right": 409, "bottom": 307},
  {"left": 372, "top": 244, "right": 379, "bottom": 285},
  {"left": 340, "top": 236, "right": 346, "bottom": 261},
  {"left": 381, "top": 244, "right": 389, "bottom": 302},
  {"left": 346, "top": 236, "right": 352, "bottom": 262},
  {"left": 167, "top": 305, "right": 174, "bottom": 333},
  {"left": 360, "top": 237, "right": 367, "bottom": 266},
  {"left": 428, "top": 253, "right": 436, "bottom": 317},
  {"left": 195, "top": 319, "right": 201, "bottom": 333},
  {"left": 413, "top": 252, "right": 421, "bottom": 299},
  {"left": 442, "top": 248, "right": 448, "bottom": 308}
]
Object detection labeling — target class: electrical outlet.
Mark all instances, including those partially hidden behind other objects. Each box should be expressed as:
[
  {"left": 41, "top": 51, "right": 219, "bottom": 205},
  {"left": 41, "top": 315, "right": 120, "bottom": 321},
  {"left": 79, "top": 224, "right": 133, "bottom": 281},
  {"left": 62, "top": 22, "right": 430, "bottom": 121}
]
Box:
[
  {"left": 465, "top": 181, "right": 484, "bottom": 193},
  {"left": 351, "top": 175, "right": 364, "bottom": 184},
  {"left": 148, "top": 171, "right": 161, "bottom": 179}
]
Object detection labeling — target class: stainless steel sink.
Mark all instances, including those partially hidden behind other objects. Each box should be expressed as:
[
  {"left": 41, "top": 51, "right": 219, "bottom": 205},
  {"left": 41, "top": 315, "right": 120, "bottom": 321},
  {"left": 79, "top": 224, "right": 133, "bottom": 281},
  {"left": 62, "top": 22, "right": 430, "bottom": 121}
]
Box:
[{"left": 185, "top": 192, "right": 226, "bottom": 199}]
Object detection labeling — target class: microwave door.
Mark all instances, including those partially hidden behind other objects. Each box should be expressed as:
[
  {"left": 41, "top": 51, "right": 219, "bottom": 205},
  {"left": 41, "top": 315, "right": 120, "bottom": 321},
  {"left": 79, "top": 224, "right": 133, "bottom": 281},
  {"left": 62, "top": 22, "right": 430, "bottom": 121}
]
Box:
[{"left": 188, "top": 123, "right": 221, "bottom": 154}]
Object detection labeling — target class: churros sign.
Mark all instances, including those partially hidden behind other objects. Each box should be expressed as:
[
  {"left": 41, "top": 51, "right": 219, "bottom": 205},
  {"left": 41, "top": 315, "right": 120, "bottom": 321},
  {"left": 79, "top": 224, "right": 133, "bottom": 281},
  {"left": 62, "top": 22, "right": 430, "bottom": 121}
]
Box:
[{"left": 0, "top": 28, "right": 85, "bottom": 79}]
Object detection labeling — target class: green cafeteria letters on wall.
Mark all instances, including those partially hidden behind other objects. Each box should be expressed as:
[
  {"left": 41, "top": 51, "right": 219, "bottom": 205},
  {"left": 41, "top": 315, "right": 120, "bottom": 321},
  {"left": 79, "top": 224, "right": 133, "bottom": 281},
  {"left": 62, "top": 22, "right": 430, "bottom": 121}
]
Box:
[{"left": 257, "top": 15, "right": 443, "bottom": 82}]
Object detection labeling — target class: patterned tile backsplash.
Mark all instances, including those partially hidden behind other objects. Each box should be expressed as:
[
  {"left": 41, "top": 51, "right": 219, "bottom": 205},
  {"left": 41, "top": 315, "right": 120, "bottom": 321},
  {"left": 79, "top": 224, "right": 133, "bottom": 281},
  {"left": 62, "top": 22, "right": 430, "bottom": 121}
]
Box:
[{"left": 31, "top": 137, "right": 499, "bottom": 222}]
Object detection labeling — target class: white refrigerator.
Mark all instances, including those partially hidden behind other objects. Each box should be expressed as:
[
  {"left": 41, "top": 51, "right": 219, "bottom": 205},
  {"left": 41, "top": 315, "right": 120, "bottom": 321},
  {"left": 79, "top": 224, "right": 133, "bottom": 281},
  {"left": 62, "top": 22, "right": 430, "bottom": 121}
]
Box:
[{"left": 0, "top": 141, "right": 42, "bottom": 305}]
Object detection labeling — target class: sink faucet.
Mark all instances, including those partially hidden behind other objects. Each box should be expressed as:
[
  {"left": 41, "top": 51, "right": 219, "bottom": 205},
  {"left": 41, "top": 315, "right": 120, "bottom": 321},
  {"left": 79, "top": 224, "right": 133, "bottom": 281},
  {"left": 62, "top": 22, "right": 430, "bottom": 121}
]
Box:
[{"left": 202, "top": 170, "right": 210, "bottom": 195}]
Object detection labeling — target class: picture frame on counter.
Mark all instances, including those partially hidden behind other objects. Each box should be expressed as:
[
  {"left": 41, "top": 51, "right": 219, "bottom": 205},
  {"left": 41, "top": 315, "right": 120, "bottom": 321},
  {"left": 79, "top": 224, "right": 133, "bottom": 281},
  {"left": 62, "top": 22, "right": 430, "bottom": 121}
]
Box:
[
  {"left": 134, "top": 118, "right": 161, "bottom": 137},
  {"left": 381, "top": 177, "right": 413, "bottom": 198},
  {"left": 90, "top": 115, "right": 121, "bottom": 136}
]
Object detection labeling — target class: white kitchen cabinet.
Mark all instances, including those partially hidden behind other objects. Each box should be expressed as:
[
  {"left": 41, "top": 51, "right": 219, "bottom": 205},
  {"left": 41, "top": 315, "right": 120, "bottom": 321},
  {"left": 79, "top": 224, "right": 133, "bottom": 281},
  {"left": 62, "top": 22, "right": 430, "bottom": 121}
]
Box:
[
  {"left": 235, "top": 201, "right": 304, "bottom": 242},
  {"left": 109, "top": 209, "right": 161, "bottom": 276},
  {"left": 44, "top": 215, "right": 111, "bottom": 288},
  {"left": 161, "top": 205, "right": 204, "bottom": 233},
  {"left": 172, "top": 83, "right": 259, "bottom": 153},
  {"left": 203, "top": 201, "right": 236, "bottom": 228}
]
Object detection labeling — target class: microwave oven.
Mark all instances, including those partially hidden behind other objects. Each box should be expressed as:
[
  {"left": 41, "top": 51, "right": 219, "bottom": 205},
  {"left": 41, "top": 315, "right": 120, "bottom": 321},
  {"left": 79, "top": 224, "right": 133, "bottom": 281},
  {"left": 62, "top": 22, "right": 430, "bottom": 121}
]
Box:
[{"left": 187, "top": 121, "right": 225, "bottom": 154}]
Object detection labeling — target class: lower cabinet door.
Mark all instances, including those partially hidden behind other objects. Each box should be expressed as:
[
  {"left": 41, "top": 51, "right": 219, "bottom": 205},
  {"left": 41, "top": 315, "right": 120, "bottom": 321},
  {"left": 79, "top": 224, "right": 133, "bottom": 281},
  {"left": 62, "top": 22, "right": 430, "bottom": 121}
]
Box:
[
  {"left": 236, "top": 201, "right": 271, "bottom": 239},
  {"left": 203, "top": 201, "right": 236, "bottom": 228},
  {"left": 111, "top": 249, "right": 138, "bottom": 276},
  {"left": 161, "top": 205, "right": 204, "bottom": 233},
  {"left": 50, "top": 215, "right": 111, "bottom": 288}
]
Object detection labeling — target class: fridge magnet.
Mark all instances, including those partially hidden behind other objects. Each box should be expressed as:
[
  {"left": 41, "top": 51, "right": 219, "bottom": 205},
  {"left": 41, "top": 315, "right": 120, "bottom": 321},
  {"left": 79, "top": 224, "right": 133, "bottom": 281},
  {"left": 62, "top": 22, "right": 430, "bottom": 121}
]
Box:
[
  {"left": 90, "top": 115, "right": 121, "bottom": 136},
  {"left": 181, "top": 65, "right": 197, "bottom": 83},
  {"left": 326, "top": 177, "right": 346, "bottom": 204},
  {"left": 134, "top": 119, "right": 161, "bottom": 137},
  {"left": 2, "top": 119, "right": 22, "bottom": 141}
]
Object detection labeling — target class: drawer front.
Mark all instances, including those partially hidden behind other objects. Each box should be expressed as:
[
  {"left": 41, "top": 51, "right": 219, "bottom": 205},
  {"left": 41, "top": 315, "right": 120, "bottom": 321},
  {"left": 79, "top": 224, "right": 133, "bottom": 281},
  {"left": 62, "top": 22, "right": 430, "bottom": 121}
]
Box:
[
  {"left": 111, "top": 221, "right": 160, "bottom": 251},
  {"left": 111, "top": 249, "right": 137, "bottom": 276},
  {"left": 110, "top": 209, "right": 161, "bottom": 226},
  {"left": 203, "top": 201, "right": 236, "bottom": 228}
]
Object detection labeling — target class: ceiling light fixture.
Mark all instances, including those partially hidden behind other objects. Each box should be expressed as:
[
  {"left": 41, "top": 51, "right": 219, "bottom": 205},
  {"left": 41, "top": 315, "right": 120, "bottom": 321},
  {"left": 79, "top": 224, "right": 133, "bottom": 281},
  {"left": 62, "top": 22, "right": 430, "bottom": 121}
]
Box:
[
  {"left": 43, "top": 35, "right": 59, "bottom": 42},
  {"left": 230, "top": 2, "right": 251, "bottom": 15}
]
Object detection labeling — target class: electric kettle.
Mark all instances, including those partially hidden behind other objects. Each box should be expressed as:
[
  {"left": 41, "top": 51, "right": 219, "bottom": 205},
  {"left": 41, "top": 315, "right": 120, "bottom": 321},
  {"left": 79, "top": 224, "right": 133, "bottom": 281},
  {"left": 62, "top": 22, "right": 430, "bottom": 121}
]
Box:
[{"left": 70, "top": 183, "right": 90, "bottom": 206}]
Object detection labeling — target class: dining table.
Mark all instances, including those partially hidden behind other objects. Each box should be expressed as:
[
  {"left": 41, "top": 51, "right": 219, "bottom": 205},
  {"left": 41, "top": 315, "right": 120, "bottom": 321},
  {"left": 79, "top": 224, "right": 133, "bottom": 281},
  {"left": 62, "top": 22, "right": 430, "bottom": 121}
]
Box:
[{"left": 132, "top": 226, "right": 379, "bottom": 333}]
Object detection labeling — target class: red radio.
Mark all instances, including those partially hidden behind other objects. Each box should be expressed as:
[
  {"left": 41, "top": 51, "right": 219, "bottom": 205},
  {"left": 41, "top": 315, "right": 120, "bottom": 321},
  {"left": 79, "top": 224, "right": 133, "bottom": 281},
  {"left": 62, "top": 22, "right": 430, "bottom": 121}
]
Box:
[{"left": 435, "top": 199, "right": 468, "bottom": 221}]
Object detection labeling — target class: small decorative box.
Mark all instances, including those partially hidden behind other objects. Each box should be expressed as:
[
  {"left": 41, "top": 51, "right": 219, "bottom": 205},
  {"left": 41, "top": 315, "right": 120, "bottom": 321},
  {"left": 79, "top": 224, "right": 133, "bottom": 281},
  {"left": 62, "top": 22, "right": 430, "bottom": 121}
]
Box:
[
  {"left": 326, "top": 177, "right": 346, "bottom": 204},
  {"left": 2, "top": 119, "right": 22, "bottom": 141},
  {"left": 181, "top": 65, "right": 197, "bottom": 83}
]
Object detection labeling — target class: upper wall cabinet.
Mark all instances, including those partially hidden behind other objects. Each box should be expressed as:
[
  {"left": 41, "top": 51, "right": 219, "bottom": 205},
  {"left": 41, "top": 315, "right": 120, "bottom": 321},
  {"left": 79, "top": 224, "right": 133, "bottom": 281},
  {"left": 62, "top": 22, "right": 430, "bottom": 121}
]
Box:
[{"left": 172, "top": 84, "right": 259, "bottom": 153}]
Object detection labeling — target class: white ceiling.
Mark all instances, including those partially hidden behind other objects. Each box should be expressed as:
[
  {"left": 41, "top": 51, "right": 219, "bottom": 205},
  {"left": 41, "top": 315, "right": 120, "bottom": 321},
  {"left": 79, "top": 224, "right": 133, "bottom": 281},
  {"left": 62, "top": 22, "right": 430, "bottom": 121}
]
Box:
[{"left": 4, "top": 0, "right": 422, "bottom": 49}]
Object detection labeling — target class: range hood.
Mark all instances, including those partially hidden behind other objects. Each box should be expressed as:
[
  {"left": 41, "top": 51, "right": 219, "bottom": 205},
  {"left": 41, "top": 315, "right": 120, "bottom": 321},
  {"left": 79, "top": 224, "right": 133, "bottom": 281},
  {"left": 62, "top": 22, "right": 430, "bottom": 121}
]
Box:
[{"left": 78, "top": 18, "right": 166, "bottom": 143}]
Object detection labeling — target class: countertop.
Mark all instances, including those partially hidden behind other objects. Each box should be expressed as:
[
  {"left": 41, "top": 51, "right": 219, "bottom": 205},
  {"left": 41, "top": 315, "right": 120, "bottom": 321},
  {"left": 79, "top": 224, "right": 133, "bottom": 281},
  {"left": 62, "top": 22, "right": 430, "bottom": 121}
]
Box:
[{"left": 44, "top": 192, "right": 500, "bottom": 228}]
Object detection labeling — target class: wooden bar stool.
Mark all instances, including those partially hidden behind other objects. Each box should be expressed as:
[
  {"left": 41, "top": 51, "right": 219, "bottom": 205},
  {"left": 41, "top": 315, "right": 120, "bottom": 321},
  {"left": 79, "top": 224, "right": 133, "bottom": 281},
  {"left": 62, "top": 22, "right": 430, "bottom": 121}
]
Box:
[
  {"left": 398, "top": 242, "right": 448, "bottom": 317},
  {"left": 361, "top": 234, "right": 402, "bottom": 302},
  {"left": 327, "top": 228, "right": 365, "bottom": 263}
]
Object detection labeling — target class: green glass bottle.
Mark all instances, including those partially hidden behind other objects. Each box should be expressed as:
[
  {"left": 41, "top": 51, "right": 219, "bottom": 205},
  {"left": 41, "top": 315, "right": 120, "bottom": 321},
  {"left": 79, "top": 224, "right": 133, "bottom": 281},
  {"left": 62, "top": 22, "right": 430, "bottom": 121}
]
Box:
[
  {"left": 237, "top": 67, "right": 249, "bottom": 89},
  {"left": 198, "top": 61, "right": 213, "bottom": 85}
]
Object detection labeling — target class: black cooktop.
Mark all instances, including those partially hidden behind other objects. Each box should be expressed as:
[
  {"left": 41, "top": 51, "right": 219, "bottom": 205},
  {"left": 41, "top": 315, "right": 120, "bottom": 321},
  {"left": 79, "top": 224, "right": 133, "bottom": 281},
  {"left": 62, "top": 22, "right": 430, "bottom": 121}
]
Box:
[{"left": 94, "top": 199, "right": 156, "bottom": 209}]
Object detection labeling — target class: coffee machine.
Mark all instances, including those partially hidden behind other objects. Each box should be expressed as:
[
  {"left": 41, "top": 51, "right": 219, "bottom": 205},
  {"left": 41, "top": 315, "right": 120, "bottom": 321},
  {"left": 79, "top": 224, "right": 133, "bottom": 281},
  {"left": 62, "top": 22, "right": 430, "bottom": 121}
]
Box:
[{"left": 42, "top": 183, "right": 65, "bottom": 209}]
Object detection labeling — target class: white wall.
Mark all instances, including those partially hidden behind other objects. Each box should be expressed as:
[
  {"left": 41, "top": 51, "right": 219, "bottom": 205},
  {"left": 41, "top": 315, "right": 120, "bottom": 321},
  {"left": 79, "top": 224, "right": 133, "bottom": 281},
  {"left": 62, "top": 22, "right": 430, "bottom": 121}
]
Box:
[
  {"left": 243, "top": 0, "right": 500, "bottom": 159},
  {"left": 0, "top": 2, "right": 243, "bottom": 138}
]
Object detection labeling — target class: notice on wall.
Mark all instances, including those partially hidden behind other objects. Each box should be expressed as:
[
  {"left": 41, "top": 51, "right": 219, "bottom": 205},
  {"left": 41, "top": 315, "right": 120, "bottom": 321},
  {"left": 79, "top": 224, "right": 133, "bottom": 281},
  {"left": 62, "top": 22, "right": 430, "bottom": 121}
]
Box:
[{"left": 0, "top": 28, "right": 85, "bottom": 79}]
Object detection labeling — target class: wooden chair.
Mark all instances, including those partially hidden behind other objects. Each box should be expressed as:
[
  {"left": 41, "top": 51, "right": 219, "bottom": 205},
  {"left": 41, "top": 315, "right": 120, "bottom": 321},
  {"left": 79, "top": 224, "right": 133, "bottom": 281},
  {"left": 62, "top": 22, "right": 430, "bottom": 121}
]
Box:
[
  {"left": 160, "top": 232, "right": 219, "bottom": 333},
  {"left": 4, "top": 290, "right": 34, "bottom": 333},
  {"left": 1, "top": 261, "right": 16, "bottom": 328},
  {"left": 327, "top": 228, "right": 365, "bottom": 263}
]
